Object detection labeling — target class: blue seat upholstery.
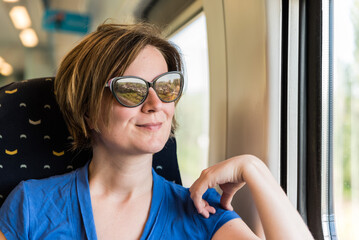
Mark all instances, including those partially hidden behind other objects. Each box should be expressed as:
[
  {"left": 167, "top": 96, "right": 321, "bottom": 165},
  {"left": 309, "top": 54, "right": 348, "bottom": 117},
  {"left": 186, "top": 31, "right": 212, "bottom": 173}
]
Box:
[{"left": 0, "top": 77, "right": 182, "bottom": 207}]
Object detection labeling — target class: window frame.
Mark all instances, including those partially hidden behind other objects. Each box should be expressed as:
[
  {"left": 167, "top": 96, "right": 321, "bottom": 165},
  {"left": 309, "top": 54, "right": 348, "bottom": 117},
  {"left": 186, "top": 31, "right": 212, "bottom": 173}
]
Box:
[{"left": 295, "top": 0, "right": 336, "bottom": 239}]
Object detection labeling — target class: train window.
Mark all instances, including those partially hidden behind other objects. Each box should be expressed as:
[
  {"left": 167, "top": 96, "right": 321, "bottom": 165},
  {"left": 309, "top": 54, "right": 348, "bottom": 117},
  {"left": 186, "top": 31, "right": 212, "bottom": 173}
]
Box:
[
  {"left": 333, "top": 1, "right": 359, "bottom": 239},
  {"left": 169, "top": 14, "right": 210, "bottom": 187}
]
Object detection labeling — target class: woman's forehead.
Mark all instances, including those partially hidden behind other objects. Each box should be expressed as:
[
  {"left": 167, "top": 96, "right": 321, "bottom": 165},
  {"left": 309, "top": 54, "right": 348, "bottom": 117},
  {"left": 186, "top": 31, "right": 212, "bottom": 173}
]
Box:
[{"left": 123, "top": 45, "right": 168, "bottom": 81}]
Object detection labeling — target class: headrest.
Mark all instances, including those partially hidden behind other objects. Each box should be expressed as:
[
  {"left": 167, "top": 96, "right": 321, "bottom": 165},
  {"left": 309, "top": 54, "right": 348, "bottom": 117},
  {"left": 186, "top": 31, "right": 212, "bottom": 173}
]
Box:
[{"left": 0, "top": 78, "right": 181, "bottom": 206}]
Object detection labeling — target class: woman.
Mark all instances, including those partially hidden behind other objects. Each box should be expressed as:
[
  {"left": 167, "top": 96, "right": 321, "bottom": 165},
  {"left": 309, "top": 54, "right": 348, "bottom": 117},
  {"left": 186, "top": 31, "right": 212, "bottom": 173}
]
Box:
[{"left": 0, "top": 23, "right": 313, "bottom": 239}]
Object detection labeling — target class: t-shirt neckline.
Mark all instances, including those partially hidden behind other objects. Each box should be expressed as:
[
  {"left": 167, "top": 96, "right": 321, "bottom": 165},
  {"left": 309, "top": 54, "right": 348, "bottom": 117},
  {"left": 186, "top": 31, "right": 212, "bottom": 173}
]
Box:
[{"left": 76, "top": 161, "right": 167, "bottom": 240}]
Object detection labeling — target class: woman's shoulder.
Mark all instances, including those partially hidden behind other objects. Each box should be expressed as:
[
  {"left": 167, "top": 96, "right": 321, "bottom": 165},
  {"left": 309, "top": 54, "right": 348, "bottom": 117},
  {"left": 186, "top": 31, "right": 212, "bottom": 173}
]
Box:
[
  {"left": 4, "top": 169, "right": 79, "bottom": 211},
  {"left": 154, "top": 174, "right": 240, "bottom": 239},
  {"left": 0, "top": 169, "right": 83, "bottom": 239},
  {"left": 160, "top": 175, "right": 220, "bottom": 203},
  {"left": 20, "top": 169, "right": 78, "bottom": 194},
  {"left": 157, "top": 174, "right": 197, "bottom": 206}
]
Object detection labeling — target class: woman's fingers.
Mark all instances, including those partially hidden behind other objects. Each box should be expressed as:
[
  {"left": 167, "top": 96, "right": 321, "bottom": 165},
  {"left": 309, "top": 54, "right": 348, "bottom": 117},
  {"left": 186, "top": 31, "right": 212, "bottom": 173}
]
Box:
[
  {"left": 190, "top": 169, "right": 221, "bottom": 218},
  {"left": 201, "top": 199, "right": 216, "bottom": 218},
  {"left": 190, "top": 196, "right": 216, "bottom": 218},
  {"left": 190, "top": 177, "right": 210, "bottom": 217},
  {"left": 190, "top": 156, "right": 248, "bottom": 217}
]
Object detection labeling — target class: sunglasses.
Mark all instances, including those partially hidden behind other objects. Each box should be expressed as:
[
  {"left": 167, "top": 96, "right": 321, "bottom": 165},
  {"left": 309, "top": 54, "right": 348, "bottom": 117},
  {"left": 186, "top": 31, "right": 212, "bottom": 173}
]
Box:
[{"left": 105, "top": 71, "right": 184, "bottom": 107}]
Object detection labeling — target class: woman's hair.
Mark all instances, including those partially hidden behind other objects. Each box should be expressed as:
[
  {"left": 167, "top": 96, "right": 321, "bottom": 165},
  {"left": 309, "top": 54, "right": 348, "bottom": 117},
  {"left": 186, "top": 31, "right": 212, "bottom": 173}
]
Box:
[{"left": 55, "top": 22, "right": 183, "bottom": 150}]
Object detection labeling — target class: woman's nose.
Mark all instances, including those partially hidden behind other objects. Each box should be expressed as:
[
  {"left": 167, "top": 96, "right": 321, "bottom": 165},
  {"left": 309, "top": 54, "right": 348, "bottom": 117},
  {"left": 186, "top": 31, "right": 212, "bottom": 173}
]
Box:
[{"left": 141, "top": 88, "right": 163, "bottom": 112}]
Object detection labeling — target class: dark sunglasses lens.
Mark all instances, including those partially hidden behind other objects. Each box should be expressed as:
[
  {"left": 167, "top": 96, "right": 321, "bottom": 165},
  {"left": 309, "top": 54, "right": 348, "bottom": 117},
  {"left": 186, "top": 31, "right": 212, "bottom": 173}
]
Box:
[
  {"left": 113, "top": 78, "right": 147, "bottom": 106},
  {"left": 155, "top": 73, "right": 182, "bottom": 102}
]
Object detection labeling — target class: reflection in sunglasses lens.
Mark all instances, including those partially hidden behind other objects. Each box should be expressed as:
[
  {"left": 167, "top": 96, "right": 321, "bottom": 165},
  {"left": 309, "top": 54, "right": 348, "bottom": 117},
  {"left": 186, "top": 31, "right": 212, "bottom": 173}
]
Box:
[
  {"left": 114, "top": 80, "right": 147, "bottom": 106},
  {"left": 156, "top": 74, "right": 181, "bottom": 102}
]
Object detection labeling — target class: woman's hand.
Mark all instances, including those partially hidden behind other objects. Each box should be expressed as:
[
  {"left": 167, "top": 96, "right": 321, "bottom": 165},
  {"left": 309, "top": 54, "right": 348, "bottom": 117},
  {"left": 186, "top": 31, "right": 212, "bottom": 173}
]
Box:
[
  {"left": 190, "top": 154, "right": 314, "bottom": 240},
  {"left": 189, "top": 154, "right": 256, "bottom": 218}
]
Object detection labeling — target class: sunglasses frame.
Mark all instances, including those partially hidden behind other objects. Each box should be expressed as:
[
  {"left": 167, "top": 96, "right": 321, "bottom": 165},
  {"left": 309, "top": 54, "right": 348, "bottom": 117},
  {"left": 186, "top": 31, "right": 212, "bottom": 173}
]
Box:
[{"left": 105, "top": 71, "right": 184, "bottom": 108}]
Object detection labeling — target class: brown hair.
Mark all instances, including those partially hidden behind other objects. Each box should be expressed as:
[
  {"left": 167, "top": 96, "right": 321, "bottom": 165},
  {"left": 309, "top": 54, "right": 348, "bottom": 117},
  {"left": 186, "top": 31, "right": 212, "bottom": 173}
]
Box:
[{"left": 55, "top": 23, "right": 183, "bottom": 150}]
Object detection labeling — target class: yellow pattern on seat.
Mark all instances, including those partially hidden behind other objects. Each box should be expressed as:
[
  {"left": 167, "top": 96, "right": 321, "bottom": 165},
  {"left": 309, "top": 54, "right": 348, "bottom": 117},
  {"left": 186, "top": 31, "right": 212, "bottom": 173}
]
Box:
[
  {"left": 5, "top": 89, "right": 18, "bottom": 94},
  {"left": 5, "top": 149, "right": 18, "bottom": 155},
  {"left": 52, "top": 150, "right": 65, "bottom": 156}
]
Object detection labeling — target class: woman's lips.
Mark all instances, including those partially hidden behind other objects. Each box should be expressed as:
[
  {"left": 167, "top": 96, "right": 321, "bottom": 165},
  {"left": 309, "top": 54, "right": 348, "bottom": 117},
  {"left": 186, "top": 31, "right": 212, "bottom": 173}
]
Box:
[{"left": 136, "top": 122, "right": 162, "bottom": 131}]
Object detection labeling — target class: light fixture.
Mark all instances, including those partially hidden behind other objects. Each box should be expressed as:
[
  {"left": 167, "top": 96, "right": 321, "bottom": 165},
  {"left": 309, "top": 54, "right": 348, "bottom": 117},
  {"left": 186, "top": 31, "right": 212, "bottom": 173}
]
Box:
[
  {"left": 0, "top": 62, "right": 13, "bottom": 76},
  {"left": 3, "top": 0, "right": 19, "bottom": 2},
  {"left": 0, "top": 57, "right": 13, "bottom": 76},
  {"left": 19, "top": 28, "right": 38, "bottom": 47},
  {"left": 9, "top": 6, "right": 31, "bottom": 29}
]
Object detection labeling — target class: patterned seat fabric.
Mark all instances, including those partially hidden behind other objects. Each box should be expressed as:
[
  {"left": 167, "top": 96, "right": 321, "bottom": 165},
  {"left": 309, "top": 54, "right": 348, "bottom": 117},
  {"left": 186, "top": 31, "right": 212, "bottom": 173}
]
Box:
[{"left": 0, "top": 77, "right": 182, "bottom": 207}]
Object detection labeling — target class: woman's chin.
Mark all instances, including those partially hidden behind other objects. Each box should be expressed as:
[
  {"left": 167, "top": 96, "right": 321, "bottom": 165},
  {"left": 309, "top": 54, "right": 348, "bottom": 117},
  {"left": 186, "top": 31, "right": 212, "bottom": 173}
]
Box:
[
  {"left": 137, "top": 138, "right": 169, "bottom": 155},
  {"left": 145, "top": 143, "right": 167, "bottom": 154}
]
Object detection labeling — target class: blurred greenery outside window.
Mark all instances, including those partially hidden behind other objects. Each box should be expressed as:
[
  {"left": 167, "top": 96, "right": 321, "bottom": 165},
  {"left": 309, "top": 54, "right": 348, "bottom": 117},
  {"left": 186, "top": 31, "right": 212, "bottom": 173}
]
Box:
[
  {"left": 334, "top": 1, "right": 359, "bottom": 239},
  {"left": 170, "top": 14, "right": 210, "bottom": 187}
]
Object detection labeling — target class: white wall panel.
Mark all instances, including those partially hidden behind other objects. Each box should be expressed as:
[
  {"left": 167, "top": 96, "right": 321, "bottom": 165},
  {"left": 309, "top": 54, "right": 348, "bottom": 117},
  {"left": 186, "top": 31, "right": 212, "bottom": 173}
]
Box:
[{"left": 204, "top": 0, "right": 268, "bottom": 235}]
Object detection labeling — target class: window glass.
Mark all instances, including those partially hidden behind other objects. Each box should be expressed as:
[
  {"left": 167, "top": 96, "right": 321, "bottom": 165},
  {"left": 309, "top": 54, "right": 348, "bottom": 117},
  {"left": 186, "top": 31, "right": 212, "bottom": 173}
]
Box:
[
  {"left": 333, "top": 1, "right": 359, "bottom": 239},
  {"left": 170, "top": 14, "right": 210, "bottom": 187}
]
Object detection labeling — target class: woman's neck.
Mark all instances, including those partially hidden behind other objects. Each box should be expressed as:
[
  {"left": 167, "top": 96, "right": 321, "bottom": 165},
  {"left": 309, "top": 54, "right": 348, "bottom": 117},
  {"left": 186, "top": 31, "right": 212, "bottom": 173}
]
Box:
[
  {"left": 88, "top": 148, "right": 153, "bottom": 202},
  {"left": 89, "top": 148, "right": 154, "bottom": 240}
]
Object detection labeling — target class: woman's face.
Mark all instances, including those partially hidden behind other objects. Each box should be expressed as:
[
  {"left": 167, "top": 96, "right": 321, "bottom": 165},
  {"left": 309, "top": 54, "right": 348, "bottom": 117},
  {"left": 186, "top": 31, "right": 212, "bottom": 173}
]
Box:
[{"left": 94, "top": 45, "right": 175, "bottom": 156}]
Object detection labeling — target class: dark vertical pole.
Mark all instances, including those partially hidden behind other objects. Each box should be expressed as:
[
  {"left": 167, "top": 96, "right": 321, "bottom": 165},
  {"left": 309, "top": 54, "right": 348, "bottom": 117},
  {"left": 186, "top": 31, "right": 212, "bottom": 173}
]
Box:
[
  {"left": 281, "top": 0, "right": 289, "bottom": 193},
  {"left": 298, "top": 0, "right": 308, "bottom": 224},
  {"left": 305, "top": 0, "right": 324, "bottom": 239}
]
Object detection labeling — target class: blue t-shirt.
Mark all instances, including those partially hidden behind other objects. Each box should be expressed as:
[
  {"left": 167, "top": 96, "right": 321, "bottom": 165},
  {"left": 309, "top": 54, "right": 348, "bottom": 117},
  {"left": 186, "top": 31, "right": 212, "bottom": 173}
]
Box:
[{"left": 0, "top": 162, "right": 240, "bottom": 239}]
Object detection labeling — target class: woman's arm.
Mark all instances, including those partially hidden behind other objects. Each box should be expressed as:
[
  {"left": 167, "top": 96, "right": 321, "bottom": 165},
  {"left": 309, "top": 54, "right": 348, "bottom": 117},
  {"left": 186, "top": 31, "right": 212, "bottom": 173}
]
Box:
[{"left": 189, "top": 155, "right": 314, "bottom": 240}]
